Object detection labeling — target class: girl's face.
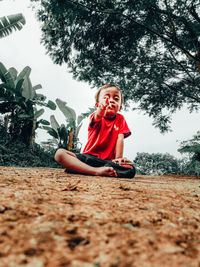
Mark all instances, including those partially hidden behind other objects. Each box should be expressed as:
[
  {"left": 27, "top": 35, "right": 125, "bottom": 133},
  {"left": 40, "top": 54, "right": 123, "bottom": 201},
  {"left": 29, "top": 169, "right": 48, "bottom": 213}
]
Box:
[{"left": 96, "top": 87, "right": 122, "bottom": 118}]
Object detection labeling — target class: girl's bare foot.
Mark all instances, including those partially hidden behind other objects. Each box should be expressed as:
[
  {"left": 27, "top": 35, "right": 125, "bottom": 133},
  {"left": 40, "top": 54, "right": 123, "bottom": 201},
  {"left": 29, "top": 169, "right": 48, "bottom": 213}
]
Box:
[{"left": 95, "top": 166, "right": 118, "bottom": 177}]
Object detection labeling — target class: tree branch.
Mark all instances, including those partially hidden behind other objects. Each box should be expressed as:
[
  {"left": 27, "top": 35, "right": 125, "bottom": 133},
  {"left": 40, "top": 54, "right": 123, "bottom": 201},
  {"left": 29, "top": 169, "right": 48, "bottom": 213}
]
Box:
[
  {"left": 189, "top": 2, "right": 200, "bottom": 24},
  {"left": 168, "top": 46, "right": 198, "bottom": 84},
  {"left": 163, "top": 81, "right": 200, "bottom": 103},
  {"left": 66, "top": 0, "right": 199, "bottom": 63},
  {"left": 150, "top": 4, "right": 200, "bottom": 56}
]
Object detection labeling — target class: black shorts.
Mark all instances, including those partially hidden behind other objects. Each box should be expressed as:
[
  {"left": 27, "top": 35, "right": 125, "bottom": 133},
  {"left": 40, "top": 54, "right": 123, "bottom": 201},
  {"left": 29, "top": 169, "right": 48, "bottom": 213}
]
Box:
[{"left": 69, "top": 153, "right": 136, "bottom": 179}]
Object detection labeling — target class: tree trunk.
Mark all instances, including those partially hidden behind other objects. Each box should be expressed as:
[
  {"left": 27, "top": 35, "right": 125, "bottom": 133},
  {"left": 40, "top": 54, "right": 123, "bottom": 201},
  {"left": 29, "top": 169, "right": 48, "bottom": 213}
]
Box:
[
  {"left": 67, "top": 129, "right": 73, "bottom": 151},
  {"left": 29, "top": 119, "right": 36, "bottom": 151}
]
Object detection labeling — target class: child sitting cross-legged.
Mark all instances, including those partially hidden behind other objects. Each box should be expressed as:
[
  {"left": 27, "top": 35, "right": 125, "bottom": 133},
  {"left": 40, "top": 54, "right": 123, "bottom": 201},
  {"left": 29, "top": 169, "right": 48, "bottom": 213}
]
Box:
[{"left": 54, "top": 84, "right": 136, "bottom": 178}]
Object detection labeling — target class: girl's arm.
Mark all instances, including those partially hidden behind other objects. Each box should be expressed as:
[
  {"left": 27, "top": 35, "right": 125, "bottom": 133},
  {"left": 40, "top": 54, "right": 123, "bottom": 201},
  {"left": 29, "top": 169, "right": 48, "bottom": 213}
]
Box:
[
  {"left": 114, "top": 133, "right": 124, "bottom": 160},
  {"left": 94, "top": 97, "right": 109, "bottom": 121},
  {"left": 113, "top": 134, "right": 131, "bottom": 165}
]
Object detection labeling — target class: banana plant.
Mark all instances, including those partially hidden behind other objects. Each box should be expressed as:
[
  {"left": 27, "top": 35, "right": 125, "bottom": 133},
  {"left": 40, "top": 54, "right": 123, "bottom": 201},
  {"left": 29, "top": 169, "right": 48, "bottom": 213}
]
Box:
[
  {"left": 0, "top": 62, "right": 56, "bottom": 148},
  {"left": 43, "top": 99, "right": 95, "bottom": 151},
  {"left": 43, "top": 115, "right": 72, "bottom": 149},
  {"left": 0, "top": 13, "right": 26, "bottom": 38}
]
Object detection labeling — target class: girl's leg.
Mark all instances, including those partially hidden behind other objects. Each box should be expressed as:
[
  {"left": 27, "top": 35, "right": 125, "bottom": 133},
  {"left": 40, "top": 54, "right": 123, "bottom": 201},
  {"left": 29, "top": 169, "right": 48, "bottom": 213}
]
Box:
[{"left": 54, "top": 149, "right": 117, "bottom": 177}]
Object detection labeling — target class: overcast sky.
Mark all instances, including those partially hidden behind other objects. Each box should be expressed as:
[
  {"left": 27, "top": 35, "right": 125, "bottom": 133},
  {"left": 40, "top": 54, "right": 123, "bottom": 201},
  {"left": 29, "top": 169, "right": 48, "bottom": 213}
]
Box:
[{"left": 1, "top": 0, "right": 199, "bottom": 160}]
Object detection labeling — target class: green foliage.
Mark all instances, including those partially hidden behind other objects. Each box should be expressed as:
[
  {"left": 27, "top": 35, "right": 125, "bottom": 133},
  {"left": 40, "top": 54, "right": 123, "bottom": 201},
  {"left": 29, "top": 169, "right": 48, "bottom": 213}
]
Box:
[
  {"left": 0, "top": 121, "right": 60, "bottom": 168},
  {"left": 0, "top": 13, "right": 26, "bottom": 38},
  {"left": 0, "top": 62, "right": 56, "bottom": 147},
  {"left": 178, "top": 131, "right": 200, "bottom": 159},
  {"left": 178, "top": 131, "right": 200, "bottom": 175},
  {"left": 43, "top": 116, "right": 70, "bottom": 149},
  {"left": 134, "top": 150, "right": 200, "bottom": 176},
  {"left": 56, "top": 99, "right": 76, "bottom": 122},
  {"left": 31, "top": 0, "right": 200, "bottom": 132},
  {"left": 134, "top": 152, "right": 181, "bottom": 175},
  {"left": 43, "top": 99, "right": 95, "bottom": 151},
  {"left": 178, "top": 156, "right": 200, "bottom": 176}
]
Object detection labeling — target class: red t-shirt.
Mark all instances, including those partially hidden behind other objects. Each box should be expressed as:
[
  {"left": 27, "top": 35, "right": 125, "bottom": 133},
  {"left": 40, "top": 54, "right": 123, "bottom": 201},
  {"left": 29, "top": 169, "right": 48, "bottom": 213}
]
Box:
[{"left": 82, "top": 113, "right": 131, "bottom": 160}]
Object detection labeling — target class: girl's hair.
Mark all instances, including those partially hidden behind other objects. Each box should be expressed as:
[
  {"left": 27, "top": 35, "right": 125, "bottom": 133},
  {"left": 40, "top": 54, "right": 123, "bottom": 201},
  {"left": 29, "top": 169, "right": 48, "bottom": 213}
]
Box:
[{"left": 95, "top": 84, "right": 124, "bottom": 104}]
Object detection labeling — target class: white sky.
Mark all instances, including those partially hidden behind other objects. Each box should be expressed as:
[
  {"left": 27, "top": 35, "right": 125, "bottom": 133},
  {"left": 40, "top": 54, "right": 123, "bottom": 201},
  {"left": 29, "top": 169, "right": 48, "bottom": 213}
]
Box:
[{"left": 0, "top": 0, "right": 199, "bottom": 160}]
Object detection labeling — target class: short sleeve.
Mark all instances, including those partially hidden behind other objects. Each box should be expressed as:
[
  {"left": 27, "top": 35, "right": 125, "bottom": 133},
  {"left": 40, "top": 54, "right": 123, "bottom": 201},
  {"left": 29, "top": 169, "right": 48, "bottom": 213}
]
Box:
[{"left": 119, "top": 115, "right": 131, "bottom": 138}]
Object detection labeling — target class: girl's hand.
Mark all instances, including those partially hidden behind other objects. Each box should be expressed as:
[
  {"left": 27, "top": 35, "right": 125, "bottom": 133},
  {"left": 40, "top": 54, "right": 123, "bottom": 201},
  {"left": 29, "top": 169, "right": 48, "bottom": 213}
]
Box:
[
  {"left": 98, "top": 96, "right": 109, "bottom": 110},
  {"left": 112, "top": 157, "right": 128, "bottom": 165},
  {"left": 94, "top": 96, "right": 109, "bottom": 121}
]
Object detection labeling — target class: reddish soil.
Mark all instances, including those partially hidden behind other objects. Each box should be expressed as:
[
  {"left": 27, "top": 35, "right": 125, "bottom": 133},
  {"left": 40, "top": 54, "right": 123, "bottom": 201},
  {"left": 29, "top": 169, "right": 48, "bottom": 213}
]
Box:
[{"left": 0, "top": 166, "right": 199, "bottom": 267}]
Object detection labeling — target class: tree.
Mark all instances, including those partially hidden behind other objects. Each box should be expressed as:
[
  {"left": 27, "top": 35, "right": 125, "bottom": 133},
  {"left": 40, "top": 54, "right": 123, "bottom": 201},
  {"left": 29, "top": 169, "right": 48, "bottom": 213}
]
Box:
[
  {"left": 0, "top": 13, "right": 26, "bottom": 38},
  {"left": 0, "top": 62, "right": 56, "bottom": 148},
  {"left": 134, "top": 152, "right": 181, "bottom": 175},
  {"left": 178, "top": 131, "right": 200, "bottom": 175},
  {"left": 31, "top": 0, "right": 200, "bottom": 132}
]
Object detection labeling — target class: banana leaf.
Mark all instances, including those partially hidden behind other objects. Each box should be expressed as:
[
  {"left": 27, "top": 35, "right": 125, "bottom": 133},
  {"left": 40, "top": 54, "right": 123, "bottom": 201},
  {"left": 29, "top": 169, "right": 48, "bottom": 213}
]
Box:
[
  {"left": 16, "top": 66, "right": 31, "bottom": 84},
  {"left": 0, "top": 62, "right": 15, "bottom": 88},
  {"left": 77, "top": 107, "right": 95, "bottom": 125},
  {"left": 42, "top": 126, "right": 59, "bottom": 139},
  {"left": 0, "top": 13, "right": 26, "bottom": 39},
  {"left": 34, "top": 108, "right": 44, "bottom": 119},
  {"left": 38, "top": 119, "right": 50, "bottom": 125},
  {"left": 0, "top": 83, "right": 15, "bottom": 92},
  {"left": 35, "top": 94, "right": 46, "bottom": 102},
  {"left": 76, "top": 122, "right": 83, "bottom": 138},
  {"left": 8, "top": 67, "right": 17, "bottom": 81},
  {"left": 47, "top": 100, "right": 56, "bottom": 110},
  {"left": 59, "top": 126, "right": 69, "bottom": 140},
  {"left": 48, "top": 128, "right": 59, "bottom": 139},
  {"left": 56, "top": 98, "right": 76, "bottom": 122},
  {"left": 16, "top": 66, "right": 35, "bottom": 100},
  {"left": 33, "top": 84, "right": 42, "bottom": 90},
  {"left": 21, "top": 70, "right": 35, "bottom": 100},
  {"left": 67, "top": 117, "right": 76, "bottom": 129},
  {"left": 15, "top": 79, "right": 24, "bottom": 95},
  {"left": 50, "top": 115, "right": 60, "bottom": 132}
]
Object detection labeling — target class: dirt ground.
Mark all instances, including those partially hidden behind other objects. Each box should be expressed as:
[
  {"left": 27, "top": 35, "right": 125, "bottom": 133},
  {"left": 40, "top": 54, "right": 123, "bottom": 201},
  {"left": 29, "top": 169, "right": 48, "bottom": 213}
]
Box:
[{"left": 0, "top": 166, "right": 199, "bottom": 267}]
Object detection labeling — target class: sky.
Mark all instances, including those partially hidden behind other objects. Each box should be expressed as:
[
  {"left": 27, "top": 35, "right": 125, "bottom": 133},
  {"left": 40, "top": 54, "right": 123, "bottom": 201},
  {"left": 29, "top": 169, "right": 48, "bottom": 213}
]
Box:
[{"left": 0, "top": 0, "right": 199, "bottom": 160}]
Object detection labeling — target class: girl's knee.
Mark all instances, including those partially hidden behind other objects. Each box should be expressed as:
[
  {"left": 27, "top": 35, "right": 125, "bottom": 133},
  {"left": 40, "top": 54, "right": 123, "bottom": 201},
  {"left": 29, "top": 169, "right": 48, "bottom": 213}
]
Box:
[
  {"left": 54, "top": 149, "right": 76, "bottom": 163},
  {"left": 54, "top": 148, "right": 66, "bottom": 162}
]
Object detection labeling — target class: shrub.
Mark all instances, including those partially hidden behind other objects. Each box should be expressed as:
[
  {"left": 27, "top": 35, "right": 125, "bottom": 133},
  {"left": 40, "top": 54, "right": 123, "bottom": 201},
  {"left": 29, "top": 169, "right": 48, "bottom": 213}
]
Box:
[{"left": 0, "top": 122, "right": 60, "bottom": 168}]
